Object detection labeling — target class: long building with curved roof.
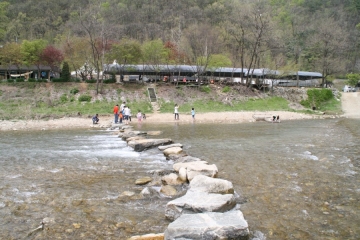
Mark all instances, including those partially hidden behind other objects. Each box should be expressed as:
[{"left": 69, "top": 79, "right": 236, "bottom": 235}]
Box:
[{"left": 103, "top": 63, "right": 323, "bottom": 87}]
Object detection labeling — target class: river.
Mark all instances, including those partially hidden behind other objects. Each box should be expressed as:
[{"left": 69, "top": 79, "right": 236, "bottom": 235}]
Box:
[{"left": 0, "top": 118, "right": 359, "bottom": 239}]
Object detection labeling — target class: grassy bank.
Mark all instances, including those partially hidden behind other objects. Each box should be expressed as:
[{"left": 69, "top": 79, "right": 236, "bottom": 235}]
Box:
[
  {"left": 159, "top": 97, "right": 292, "bottom": 113},
  {"left": 0, "top": 82, "right": 151, "bottom": 120},
  {"left": 0, "top": 82, "right": 342, "bottom": 120}
]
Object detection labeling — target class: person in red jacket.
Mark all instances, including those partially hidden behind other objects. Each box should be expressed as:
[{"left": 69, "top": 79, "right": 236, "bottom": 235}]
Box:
[{"left": 113, "top": 104, "right": 119, "bottom": 123}]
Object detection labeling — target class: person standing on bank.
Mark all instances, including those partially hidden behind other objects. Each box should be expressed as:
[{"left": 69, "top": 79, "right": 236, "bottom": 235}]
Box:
[
  {"left": 123, "top": 106, "right": 131, "bottom": 125},
  {"left": 120, "top": 101, "right": 126, "bottom": 112},
  {"left": 191, "top": 107, "right": 195, "bottom": 120},
  {"left": 113, "top": 104, "right": 119, "bottom": 123},
  {"left": 174, "top": 104, "right": 179, "bottom": 120},
  {"left": 128, "top": 106, "right": 132, "bottom": 122}
]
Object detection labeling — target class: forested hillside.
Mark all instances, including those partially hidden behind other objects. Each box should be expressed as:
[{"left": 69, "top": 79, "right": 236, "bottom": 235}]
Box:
[{"left": 1, "top": 0, "right": 360, "bottom": 82}]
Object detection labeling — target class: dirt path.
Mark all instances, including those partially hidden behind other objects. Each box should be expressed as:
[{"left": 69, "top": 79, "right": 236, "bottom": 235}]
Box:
[{"left": 341, "top": 92, "right": 360, "bottom": 118}]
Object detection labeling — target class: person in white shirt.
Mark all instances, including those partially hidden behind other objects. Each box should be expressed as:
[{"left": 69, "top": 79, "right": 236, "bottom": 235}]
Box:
[
  {"left": 174, "top": 104, "right": 179, "bottom": 120},
  {"left": 128, "top": 107, "right": 132, "bottom": 122},
  {"left": 120, "top": 101, "right": 126, "bottom": 113},
  {"left": 123, "top": 106, "right": 131, "bottom": 125}
]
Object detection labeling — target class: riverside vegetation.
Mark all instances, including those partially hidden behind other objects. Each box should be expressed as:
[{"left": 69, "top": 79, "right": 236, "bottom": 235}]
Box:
[{"left": 0, "top": 82, "right": 343, "bottom": 121}]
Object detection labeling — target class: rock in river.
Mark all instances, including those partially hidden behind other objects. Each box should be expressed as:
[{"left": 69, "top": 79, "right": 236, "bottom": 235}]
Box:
[
  {"left": 128, "top": 138, "right": 173, "bottom": 152},
  {"left": 164, "top": 211, "right": 249, "bottom": 240},
  {"left": 135, "top": 177, "right": 152, "bottom": 185}
]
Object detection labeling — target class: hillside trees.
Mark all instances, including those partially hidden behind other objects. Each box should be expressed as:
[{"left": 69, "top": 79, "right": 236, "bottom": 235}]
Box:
[
  {"left": 5, "top": 12, "right": 26, "bottom": 43},
  {"left": 71, "top": 0, "right": 116, "bottom": 94},
  {"left": 0, "top": 1, "right": 10, "bottom": 42},
  {"left": 183, "top": 23, "right": 221, "bottom": 83},
  {"left": 0, "top": 0, "right": 359, "bottom": 78},
  {"left": 305, "top": 13, "right": 349, "bottom": 86},
  {"left": 225, "top": 1, "right": 272, "bottom": 86}
]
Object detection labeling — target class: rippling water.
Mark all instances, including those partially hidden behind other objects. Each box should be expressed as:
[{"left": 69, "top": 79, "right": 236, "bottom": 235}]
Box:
[{"left": 0, "top": 118, "right": 359, "bottom": 239}]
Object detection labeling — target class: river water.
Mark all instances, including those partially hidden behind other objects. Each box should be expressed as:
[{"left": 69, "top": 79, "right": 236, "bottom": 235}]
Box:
[{"left": 0, "top": 118, "right": 359, "bottom": 239}]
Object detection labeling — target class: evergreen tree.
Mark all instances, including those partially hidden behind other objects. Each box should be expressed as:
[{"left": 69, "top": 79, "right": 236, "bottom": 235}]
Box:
[{"left": 61, "top": 61, "right": 71, "bottom": 81}]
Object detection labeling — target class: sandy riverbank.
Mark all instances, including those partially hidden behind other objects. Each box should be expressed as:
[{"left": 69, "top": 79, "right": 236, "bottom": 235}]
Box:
[{"left": 0, "top": 111, "right": 339, "bottom": 131}]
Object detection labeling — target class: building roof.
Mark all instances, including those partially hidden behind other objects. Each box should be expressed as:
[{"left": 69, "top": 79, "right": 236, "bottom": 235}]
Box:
[
  {"left": 95, "top": 63, "right": 323, "bottom": 79},
  {"left": 0, "top": 64, "right": 58, "bottom": 71}
]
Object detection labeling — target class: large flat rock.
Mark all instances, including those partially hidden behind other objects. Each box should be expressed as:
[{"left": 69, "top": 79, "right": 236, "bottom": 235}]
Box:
[
  {"left": 165, "top": 191, "right": 236, "bottom": 221},
  {"left": 158, "top": 143, "right": 183, "bottom": 150},
  {"left": 128, "top": 138, "right": 173, "bottom": 152},
  {"left": 164, "top": 211, "right": 249, "bottom": 240},
  {"left": 173, "top": 161, "right": 218, "bottom": 181},
  {"left": 189, "top": 175, "right": 234, "bottom": 194},
  {"left": 163, "top": 147, "right": 183, "bottom": 156}
]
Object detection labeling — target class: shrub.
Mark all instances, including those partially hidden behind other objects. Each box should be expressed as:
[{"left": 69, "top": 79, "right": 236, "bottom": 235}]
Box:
[
  {"left": 15, "top": 78, "right": 25, "bottom": 82},
  {"left": 222, "top": 86, "right": 231, "bottom": 93},
  {"left": 52, "top": 78, "right": 68, "bottom": 82},
  {"left": 346, "top": 73, "right": 360, "bottom": 86},
  {"left": 200, "top": 85, "right": 211, "bottom": 93},
  {"left": 86, "top": 80, "right": 97, "bottom": 83},
  {"left": 60, "top": 94, "right": 68, "bottom": 103},
  {"left": 7, "top": 79, "right": 14, "bottom": 83},
  {"left": 70, "top": 88, "right": 79, "bottom": 95},
  {"left": 300, "top": 88, "right": 334, "bottom": 109},
  {"left": 28, "top": 78, "right": 37, "bottom": 82},
  {"left": 104, "top": 78, "right": 116, "bottom": 84},
  {"left": 78, "top": 94, "right": 92, "bottom": 102}
]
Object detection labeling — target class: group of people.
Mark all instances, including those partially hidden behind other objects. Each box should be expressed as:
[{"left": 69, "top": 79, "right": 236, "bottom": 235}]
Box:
[
  {"left": 92, "top": 101, "right": 146, "bottom": 125},
  {"left": 93, "top": 103, "right": 193, "bottom": 125},
  {"left": 174, "top": 104, "right": 196, "bottom": 121},
  {"left": 114, "top": 102, "right": 145, "bottom": 124}
]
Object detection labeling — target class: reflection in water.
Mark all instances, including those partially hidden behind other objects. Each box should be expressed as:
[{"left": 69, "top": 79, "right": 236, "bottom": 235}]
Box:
[{"left": 0, "top": 118, "right": 359, "bottom": 239}]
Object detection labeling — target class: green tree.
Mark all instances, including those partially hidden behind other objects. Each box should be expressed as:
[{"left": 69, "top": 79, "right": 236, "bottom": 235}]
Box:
[
  {"left": 60, "top": 36, "right": 91, "bottom": 81},
  {"left": 106, "top": 39, "right": 142, "bottom": 64},
  {"left": 0, "top": 42, "right": 23, "bottom": 79},
  {"left": 61, "top": 61, "right": 71, "bottom": 81},
  {"left": 208, "top": 54, "right": 232, "bottom": 68},
  {"left": 346, "top": 73, "right": 360, "bottom": 86},
  {"left": 142, "top": 39, "right": 169, "bottom": 83},
  {"left": 207, "top": 54, "right": 232, "bottom": 81},
  {"left": 21, "top": 39, "right": 47, "bottom": 79}
]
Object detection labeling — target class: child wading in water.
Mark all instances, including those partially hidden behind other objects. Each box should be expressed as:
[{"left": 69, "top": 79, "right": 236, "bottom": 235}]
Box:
[{"left": 191, "top": 107, "right": 195, "bottom": 120}]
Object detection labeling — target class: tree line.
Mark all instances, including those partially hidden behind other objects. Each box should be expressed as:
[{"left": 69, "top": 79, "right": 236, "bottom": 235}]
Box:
[{"left": 0, "top": 0, "right": 360, "bottom": 93}]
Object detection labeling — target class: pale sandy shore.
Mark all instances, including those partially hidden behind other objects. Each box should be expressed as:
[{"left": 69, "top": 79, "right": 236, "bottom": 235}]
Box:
[{"left": 0, "top": 111, "right": 340, "bottom": 131}]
